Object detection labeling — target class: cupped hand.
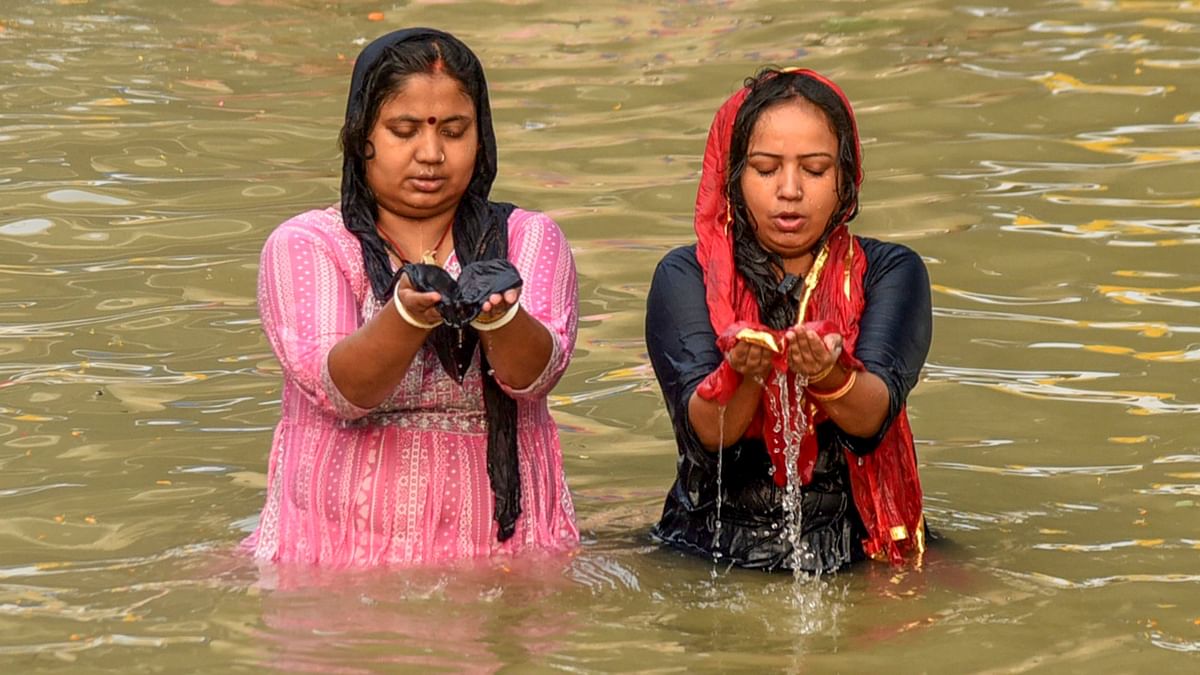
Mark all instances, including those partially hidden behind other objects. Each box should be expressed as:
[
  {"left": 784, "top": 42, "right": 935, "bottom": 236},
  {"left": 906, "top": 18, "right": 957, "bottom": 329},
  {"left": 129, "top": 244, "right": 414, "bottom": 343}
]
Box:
[
  {"left": 396, "top": 272, "right": 444, "bottom": 327},
  {"left": 727, "top": 339, "right": 775, "bottom": 382},
  {"left": 476, "top": 286, "right": 522, "bottom": 323},
  {"left": 784, "top": 326, "right": 843, "bottom": 381}
]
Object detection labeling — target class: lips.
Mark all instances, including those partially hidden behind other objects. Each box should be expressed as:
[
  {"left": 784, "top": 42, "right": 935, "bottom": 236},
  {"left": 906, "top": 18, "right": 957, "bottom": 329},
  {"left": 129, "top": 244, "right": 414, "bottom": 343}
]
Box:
[
  {"left": 771, "top": 212, "right": 807, "bottom": 232},
  {"left": 409, "top": 175, "right": 446, "bottom": 193}
]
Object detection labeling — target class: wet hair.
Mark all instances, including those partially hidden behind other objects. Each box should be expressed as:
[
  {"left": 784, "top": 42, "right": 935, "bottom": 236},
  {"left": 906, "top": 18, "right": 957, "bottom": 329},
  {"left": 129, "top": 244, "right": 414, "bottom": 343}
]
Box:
[
  {"left": 725, "top": 68, "right": 862, "bottom": 329},
  {"left": 339, "top": 35, "right": 486, "bottom": 302}
]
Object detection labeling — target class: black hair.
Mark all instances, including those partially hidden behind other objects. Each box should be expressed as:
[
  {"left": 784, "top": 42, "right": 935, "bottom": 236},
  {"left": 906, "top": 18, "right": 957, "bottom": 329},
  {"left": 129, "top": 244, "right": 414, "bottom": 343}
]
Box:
[
  {"left": 340, "top": 33, "right": 499, "bottom": 302},
  {"left": 725, "top": 68, "right": 861, "bottom": 329}
]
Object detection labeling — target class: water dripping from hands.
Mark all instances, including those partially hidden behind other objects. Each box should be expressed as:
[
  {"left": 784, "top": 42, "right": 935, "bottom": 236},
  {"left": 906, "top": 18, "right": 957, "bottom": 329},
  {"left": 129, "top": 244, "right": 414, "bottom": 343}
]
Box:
[
  {"left": 772, "top": 370, "right": 808, "bottom": 577},
  {"left": 711, "top": 405, "right": 726, "bottom": 566}
]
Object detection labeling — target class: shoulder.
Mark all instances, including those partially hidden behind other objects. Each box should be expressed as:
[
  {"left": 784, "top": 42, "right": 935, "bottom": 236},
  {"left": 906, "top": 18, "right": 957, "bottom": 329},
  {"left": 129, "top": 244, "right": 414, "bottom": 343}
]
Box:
[
  {"left": 856, "top": 237, "right": 928, "bottom": 287},
  {"left": 261, "top": 207, "right": 365, "bottom": 282},
  {"left": 506, "top": 208, "right": 571, "bottom": 259},
  {"left": 508, "top": 208, "right": 564, "bottom": 239},
  {"left": 649, "top": 245, "right": 702, "bottom": 301},
  {"left": 266, "top": 207, "right": 346, "bottom": 247},
  {"left": 654, "top": 244, "right": 700, "bottom": 278},
  {"left": 265, "top": 207, "right": 359, "bottom": 259},
  {"left": 857, "top": 236, "right": 923, "bottom": 267}
]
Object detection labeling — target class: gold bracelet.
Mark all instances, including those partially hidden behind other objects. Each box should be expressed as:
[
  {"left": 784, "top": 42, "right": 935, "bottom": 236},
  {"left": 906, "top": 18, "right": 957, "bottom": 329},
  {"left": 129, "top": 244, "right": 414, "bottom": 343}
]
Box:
[
  {"left": 807, "top": 368, "right": 857, "bottom": 402},
  {"left": 471, "top": 302, "right": 520, "bottom": 332},
  {"left": 808, "top": 361, "right": 836, "bottom": 385}
]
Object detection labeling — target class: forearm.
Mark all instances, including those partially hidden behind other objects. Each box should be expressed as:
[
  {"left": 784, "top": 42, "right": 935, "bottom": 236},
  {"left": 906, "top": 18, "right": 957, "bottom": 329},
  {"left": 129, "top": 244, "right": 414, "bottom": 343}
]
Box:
[
  {"left": 477, "top": 308, "right": 553, "bottom": 390},
  {"left": 810, "top": 365, "right": 890, "bottom": 438},
  {"left": 687, "top": 377, "right": 763, "bottom": 451},
  {"left": 327, "top": 297, "right": 430, "bottom": 409}
]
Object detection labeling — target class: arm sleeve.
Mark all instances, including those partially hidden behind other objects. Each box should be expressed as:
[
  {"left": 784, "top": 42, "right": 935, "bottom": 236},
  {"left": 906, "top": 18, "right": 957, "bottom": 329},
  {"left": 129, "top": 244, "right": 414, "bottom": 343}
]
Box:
[
  {"left": 645, "top": 247, "right": 722, "bottom": 465},
  {"left": 492, "top": 211, "right": 579, "bottom": 400},
  {"left": 257, "top": 222, "right": 372, "bottom": 420},
  {"left": 836, "top": 241, "right": 932, "bottom": 454}
]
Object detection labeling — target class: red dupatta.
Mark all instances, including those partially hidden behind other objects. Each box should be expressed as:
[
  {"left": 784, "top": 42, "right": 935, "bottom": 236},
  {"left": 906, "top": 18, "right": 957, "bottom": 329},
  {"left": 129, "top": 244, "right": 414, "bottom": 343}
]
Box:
[{"left": 693, "top": 70, "right": 924, "bottom": 564}]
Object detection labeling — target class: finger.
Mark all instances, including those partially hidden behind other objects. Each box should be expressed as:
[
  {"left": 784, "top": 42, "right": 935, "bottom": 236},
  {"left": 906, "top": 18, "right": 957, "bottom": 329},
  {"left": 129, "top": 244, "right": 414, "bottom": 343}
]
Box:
[
  {"left": 798, "top": 332, "right": 831, "bottom": 374},
  {"left": 804, "top": 329, "right": 829, "bottom": 355},
  {"left": 823, "top": 333, "right": 844, "bottom": 360},
  {"left": 728, "top": 342, "right": 749, "bottom": 370},
  {"left": 802, "top": 330, "right": 833, "bottom": 367},
  {"left": 483, "top": 292, "right": 507, "bottom": 314},
  {"left": 786, "top": 330, "right": 805, "bottom": 359},
  {"left": 398, "top": 289, "right": 441, "bottom": 308},
  {"left": 504, "top": 288, "right": 519, "bottom": 305},
  {"left": 744, "top": 346, "right": 761, "bottom": 370}
]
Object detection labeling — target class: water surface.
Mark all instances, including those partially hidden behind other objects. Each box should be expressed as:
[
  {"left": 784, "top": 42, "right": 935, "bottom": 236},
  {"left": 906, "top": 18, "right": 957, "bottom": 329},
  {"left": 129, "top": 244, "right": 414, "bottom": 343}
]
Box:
[{"left": 2, "top": 0, "right": 1199, "bottom": 671}]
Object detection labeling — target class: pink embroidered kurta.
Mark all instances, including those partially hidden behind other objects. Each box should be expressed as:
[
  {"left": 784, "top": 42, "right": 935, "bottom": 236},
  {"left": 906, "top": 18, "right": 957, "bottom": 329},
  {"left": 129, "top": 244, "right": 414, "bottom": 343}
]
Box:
[{"left": 244, "top": 206, "right": 579, "bottom": 567}]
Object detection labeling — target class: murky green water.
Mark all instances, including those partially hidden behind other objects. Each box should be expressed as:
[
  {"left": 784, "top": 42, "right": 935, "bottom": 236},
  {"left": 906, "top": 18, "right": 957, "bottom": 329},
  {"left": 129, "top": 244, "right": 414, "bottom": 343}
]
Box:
[{"left": 3, "top": 0, "right": 1199, "bottom": 671}]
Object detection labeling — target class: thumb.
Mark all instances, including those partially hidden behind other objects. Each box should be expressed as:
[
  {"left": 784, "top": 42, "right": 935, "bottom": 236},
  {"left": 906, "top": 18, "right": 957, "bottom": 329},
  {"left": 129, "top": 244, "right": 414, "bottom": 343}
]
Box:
[{"left": 824, "top": 333, "right": 843, "bottom": 356}]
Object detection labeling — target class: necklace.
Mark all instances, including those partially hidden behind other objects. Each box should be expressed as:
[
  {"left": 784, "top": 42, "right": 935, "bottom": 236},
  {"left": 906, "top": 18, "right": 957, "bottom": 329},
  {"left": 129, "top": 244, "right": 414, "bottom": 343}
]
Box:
[{"left": 376, "top": 219, "right": 453, "bottom": 267}]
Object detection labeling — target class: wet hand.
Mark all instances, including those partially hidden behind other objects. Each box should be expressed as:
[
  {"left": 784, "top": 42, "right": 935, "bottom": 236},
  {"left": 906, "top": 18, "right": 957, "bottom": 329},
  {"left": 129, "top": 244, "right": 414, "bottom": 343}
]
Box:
[
  {"left": 785, "top": 327, "right": 843, "bottom": 382},
  {"left": 396, "top": 272, "right": 444, "bottom": 327},
  {"left": 727, "top": 339, "right": 775, "bottom": 383},
  {"left": 476, "top": 286, "right": 522, "bottom": 324}
]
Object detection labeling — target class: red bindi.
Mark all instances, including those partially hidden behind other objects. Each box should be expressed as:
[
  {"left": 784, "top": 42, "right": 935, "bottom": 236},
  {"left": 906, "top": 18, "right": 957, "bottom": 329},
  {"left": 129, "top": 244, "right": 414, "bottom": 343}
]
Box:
[{"left": 427, "top": 116, "right": 437, "bottom": 125}]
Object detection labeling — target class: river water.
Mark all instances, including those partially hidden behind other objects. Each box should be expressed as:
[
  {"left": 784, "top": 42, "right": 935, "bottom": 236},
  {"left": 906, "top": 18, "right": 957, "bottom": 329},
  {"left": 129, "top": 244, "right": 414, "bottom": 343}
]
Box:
[{"left": 2, "top": 0, "right": 1198, "bottom": 671}]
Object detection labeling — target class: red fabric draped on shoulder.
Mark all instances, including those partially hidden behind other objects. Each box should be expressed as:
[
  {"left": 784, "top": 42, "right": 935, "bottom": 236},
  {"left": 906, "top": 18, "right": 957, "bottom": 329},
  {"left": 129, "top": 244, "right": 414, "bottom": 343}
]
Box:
[{"left": 692, "top": 69, "right": 923, "bottom": 564}]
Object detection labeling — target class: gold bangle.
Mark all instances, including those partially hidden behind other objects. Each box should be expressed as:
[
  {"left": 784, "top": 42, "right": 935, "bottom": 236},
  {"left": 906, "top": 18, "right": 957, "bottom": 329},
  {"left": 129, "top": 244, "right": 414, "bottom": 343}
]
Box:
[
  {"left": 809, "top": 361, "right": 836, "bottom": 385},
  {"left": 807, "top": 368, "right": 857, "bottom": 402},
  {"left": 471, "top": 302, "right": 520, "bottom": 332}
]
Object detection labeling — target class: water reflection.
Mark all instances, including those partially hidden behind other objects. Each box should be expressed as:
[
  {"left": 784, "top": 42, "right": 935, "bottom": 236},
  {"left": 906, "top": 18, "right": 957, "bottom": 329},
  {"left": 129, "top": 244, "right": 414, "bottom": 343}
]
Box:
[{"left": 250, "top": 558, "right": 581, "bottom": 673}]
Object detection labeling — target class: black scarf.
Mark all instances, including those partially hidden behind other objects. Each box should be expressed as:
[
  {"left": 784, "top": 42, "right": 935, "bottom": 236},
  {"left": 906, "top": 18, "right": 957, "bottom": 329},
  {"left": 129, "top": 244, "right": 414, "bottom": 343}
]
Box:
[{"left": 340, "top": 28, "right": 521, "bottom": 542}]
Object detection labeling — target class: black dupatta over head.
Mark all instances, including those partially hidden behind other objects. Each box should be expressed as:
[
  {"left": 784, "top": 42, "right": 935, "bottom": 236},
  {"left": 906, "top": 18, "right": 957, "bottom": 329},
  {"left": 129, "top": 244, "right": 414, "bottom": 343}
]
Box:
[{"left": 339, "top": 28, "right": 522, "bottom": 541}]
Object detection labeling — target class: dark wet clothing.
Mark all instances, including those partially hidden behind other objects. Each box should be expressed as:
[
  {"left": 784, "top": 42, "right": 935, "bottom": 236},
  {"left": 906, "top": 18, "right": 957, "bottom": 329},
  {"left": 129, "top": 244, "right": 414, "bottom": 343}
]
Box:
[
  {"left": 402, "top": 260, "right": 523, "bottom": 329},
  {"left": 646, "top": 239, "right": 932, "bottom": 572}
]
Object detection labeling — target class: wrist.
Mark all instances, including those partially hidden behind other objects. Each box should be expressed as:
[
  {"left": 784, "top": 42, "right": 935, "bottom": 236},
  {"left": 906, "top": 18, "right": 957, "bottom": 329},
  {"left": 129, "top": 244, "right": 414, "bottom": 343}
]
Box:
[
  {"left": 471, "top": 302, "right": 520, "bottom": 332},
  {"left": 743, "top": 371, "right": 768, "bottom": 388},
  {"left": 807, "top": 368, "right": 857, "bottom": 402},
  {"left": 393, "top": 287, "right": 442, "bottom": 331},
  {"left": 808, "top": 361, "right": 837, "bottom": 385}
]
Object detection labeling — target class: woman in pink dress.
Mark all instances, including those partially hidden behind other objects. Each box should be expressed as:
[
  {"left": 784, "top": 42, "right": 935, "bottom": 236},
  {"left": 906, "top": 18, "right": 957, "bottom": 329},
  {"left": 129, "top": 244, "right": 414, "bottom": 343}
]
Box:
[{"left": 243, "top": 28, "right": 579, "bottom": 567}]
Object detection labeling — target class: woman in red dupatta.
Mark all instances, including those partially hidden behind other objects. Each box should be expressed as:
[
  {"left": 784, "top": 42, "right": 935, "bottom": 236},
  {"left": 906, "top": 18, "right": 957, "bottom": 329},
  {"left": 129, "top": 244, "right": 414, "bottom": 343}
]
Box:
[{"left": 646, "top": 68, "right": 931, "bottom": 571}]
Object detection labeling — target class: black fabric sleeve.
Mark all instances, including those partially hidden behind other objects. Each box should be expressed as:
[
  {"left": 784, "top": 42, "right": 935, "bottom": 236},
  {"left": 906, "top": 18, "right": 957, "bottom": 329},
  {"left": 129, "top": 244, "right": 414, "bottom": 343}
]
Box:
[
  {"left": 645, "top": 246, "right": 722, "bottom": 467},
  {"left": 834, "top": 238, "right": 932, "bottom": 455}
]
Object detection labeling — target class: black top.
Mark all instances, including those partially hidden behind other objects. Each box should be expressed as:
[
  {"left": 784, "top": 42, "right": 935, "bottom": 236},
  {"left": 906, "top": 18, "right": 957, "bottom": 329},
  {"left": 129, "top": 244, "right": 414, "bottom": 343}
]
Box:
[{"left": 645, "top": 238, "right": 932, "bottom": 572}]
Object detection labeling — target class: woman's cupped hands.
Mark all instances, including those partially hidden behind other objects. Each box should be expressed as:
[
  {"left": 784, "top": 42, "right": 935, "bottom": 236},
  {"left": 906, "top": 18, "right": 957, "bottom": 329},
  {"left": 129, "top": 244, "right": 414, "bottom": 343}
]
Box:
[
  {"left": 395, "top": 272, "right": 445, "bottom": 326},
  {"left": 784, "top": 321, "right": 843, "bottom": 382},
  {"left": 723, "top": 321, "right": 843, "bottom": 383},
  {"left": 474, "top": 286, "right": 521, "bottom": 324}
]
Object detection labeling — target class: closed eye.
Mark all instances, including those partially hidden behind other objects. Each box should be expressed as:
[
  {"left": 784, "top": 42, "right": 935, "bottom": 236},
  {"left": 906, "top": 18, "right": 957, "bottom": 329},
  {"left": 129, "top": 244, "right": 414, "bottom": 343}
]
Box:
[{"left": 389, "top": 125, "right": 418, "bottom": 139}]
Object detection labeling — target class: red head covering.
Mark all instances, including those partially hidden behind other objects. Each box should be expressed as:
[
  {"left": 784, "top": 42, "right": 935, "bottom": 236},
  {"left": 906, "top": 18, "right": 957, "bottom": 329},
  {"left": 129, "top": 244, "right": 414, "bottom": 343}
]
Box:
[{"left": 693, "top": 69, "right": 923, "bottom": 564}]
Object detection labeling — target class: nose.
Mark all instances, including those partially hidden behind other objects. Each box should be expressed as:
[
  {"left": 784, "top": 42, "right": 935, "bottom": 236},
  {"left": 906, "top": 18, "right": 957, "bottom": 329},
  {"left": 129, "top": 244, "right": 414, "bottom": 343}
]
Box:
[
  {"left": 777, "top": 164, "right": 802, "bottom": 201},
  {"left": 415, "top": 128, "right": 443, "bottom": 164}
]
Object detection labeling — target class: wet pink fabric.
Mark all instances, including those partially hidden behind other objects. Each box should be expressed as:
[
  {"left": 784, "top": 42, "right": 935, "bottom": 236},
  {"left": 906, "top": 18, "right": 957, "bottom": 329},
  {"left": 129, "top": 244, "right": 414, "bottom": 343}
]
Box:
[{"left": 243, "top": 206, "right": 579, "bottom": 567}]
